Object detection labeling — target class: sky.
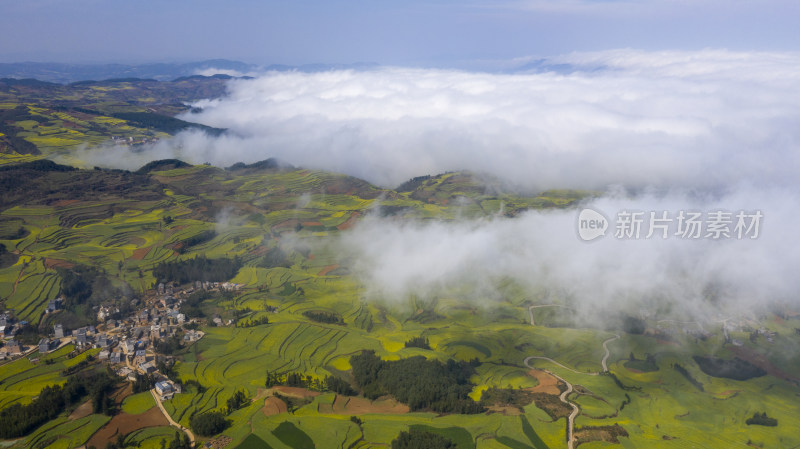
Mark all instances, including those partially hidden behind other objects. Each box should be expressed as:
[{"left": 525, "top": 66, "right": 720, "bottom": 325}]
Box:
[{"left": 1, "top": 0, "right": 798, "bottom": 66}]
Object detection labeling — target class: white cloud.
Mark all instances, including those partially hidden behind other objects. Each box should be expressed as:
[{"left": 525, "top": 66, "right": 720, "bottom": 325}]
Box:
[
  {"left": 160, "top": 49, "right": 800, "bottom": 191},
  {"left": 80, "top": 49, "right": 800, "bottom": 318},
  {"left": 339, "top": 186, "right": 799, "bottom": 320}
]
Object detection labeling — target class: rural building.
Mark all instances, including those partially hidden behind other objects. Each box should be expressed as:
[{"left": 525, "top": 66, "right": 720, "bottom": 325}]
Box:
[
  {"left": 6, "top": 339, "right": 21, "bottom": 355},
  {"left": 151, "top": 325, "right": 165, "bottom": 340},
  {"left": 155, "top": 380, "right": 175, "bottom": 399},
  {"left": 98, "top": 350, "right": 110, "bottom": 360},
  {"left": 75, "top": 328, "right": 89, "bottom": 347},
  {"left": 96, "top": 334, "right": 111, "bottom": 348},
  {"left": 38, "top": 338, "right": 57, "bottom": 353},
  {"left": 139, "top": 361, "right": 156, "bottom": 374},
  {"left": 45, "top": 298, "right": 63, "bottom": 313},
  {"left": 184, "top": 330, "right": 204, "bottom": 342},
  {"left": 0, "top": 340, "right": 22, "bottom": 359},
  {"left": 54, "top": 324, "right": 66, "bottom": 338},
  {"left": 110, "top": 352, "right": 123, "bottom": 364},
  {"left": 133, "top": 349, "right": 148, "bottom": 364}
]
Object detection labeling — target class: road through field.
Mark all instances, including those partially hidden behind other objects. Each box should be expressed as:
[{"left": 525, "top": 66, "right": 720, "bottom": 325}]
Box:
[
  {"left": 601, "top": 334, "right": 620, "bottom": 372},
  {"left": 523, "top": 359, "right": 579, "bottom": 449},
  {"left": 526, "top": 306, "right": 621, "bottom": 449},
  {"left": 527, "top": 304, "right": 575, "bottom": 326},
  {"left": 151, "top": 389, "right": 196, "bottom": 447}
]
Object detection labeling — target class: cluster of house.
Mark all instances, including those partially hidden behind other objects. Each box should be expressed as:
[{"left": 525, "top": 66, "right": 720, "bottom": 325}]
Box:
[
  {"left": 110, "top": 135, "right": 160, "bottom": 146},
  {"left": 0, "top": 312, "right": 18, "bottom": 338},
  {"left": 189, "top": 280, "right": 242, "bottom": 292},
  {"left": 0, "top": 281, "right": 216, "bottom": 399},
  {"left": 0, "top": 313, "right": 25, "bottom": 359},
  {"left": 45, "top": 297, "right": 64, "bottom": 314}
]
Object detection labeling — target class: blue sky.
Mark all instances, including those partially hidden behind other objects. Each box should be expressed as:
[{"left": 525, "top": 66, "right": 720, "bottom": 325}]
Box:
[{"left": 1, "top": 0, "right": 798, "bottom": 65}]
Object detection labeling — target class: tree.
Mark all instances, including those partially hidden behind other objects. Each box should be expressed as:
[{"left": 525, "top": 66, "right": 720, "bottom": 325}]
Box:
[
  {"left": 404, "top": 336, "right": 431, "bottom": 350},
  {"left": 226, "top": 389, "right": 249, "bottom": 414},
  {"left": 189, "top": 411, "right": 230, "bottom": 436},
  {"left": 391, "top": 429, "right": 456, "bottom": 449}
]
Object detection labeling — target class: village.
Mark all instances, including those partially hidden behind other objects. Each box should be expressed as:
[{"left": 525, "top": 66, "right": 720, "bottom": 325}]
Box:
[{"left": 0, "top": 279, "right": 244, "bottom": 403}]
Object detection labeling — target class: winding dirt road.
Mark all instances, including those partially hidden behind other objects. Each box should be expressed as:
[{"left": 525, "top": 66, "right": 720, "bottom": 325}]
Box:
[
  {"left": 523, "top": 359, "right": 580, "bottom": 449},
  {"left": 600, "top": 334, "right": 620, "bottom": 372},
  {"left": 150, "top": 389, "right": 196, "bottom": 447},
  {"left": 526, "top": 307, "right": 621, "bottom": 449},
  {"left": 527, "top": 304, "right": 576, "bottom": 326}
]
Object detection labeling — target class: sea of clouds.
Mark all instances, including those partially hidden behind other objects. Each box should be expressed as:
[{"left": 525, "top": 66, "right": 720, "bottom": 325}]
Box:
[{"left": 79, "top": 49, "right": 800, "bottom": 318}]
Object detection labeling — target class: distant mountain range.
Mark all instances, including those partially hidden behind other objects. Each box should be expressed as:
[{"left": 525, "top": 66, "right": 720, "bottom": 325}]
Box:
[{"left": 0, "top": 59, "right": 379, "bottom": 84}]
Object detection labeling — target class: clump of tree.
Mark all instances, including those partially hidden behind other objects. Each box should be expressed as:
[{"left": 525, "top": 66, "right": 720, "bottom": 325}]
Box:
[
  {"left": 302, "top": 310, "right": 343, "bottom": 325},
  {"left": 236, "top": 315, "right": 269, "bottom": 328},
  {"left": 624, "top": 353, "right": 659, "bottom": 372},
  {"left": 177, "top": 230, "right": 217, "bottom": 253},
  {"left": 57, "top": 264, "right": 102, "bottom": 306},
  {"left": 155, "top": 334, "right": 184, "bottom": 355},
  {"left": 692, "top": 356, "right": 766, "bottom": 381},
  {"left": 673, "top": 363, "right": 704, "bottom": 392},
  {"left": 226, "top": 389, "right": 249, "bottom": 414},
  {"left": 325, "top": 375, "right": 356, "bottom": 396},
  {"left": 158, "top": 361, "right": 177, "bottom": 380},
  {"left": 0, "top": 370, "right": 118, "bottom": 438},
  {"left": 391, "top": 429, "right": 456, "bottom": 449},
  {"left": 132, "top": 373, "right": 155, "bottom": 394},
  {"left": 396, "top": 175, "right": 432, "bottom": 192},
  {"left": 153, "top": 255, "right": 241, "bottom": 285},
  {"left": 264, "top": 370, "right": 355, "bottom": 396},
  {"left": 189, "top": 410, "right": 230, "bottom": 436},
  {"left": 404, "top": 336, "right": 431, "bottom": 350},
  {"left": 15, "top": 323, "right": 41, "bottom": 345},
  {"left": 135, "top": 158, "right": 191, "bottom": 174},
  {"left": 164, "top": 433, "right": 193, "bottom": 449},
  {"left": 180, "top": 290, "right": 211, "bottom": 318},
  {"left": 350, "top": 351, "right": 485, "bottom": 414},
  {"left": 746, "top": 412, "right": 778, "bottom": 427}
]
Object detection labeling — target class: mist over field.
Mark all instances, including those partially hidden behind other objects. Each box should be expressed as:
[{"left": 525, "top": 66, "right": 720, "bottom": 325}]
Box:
[
  {"left": 339, "top": 187, "right": 798, "bottom": 321},
  {"left": 83, "top": 49, "right": 800, "bottom": 318}
]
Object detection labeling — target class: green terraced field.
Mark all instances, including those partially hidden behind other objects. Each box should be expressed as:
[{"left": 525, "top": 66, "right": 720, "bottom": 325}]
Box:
[
  {"left": 0, "top": 159, "right": 797, "bottom": 449},
  {"left": 121, "top": 391, "right": 157, "bottom": 415}
]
